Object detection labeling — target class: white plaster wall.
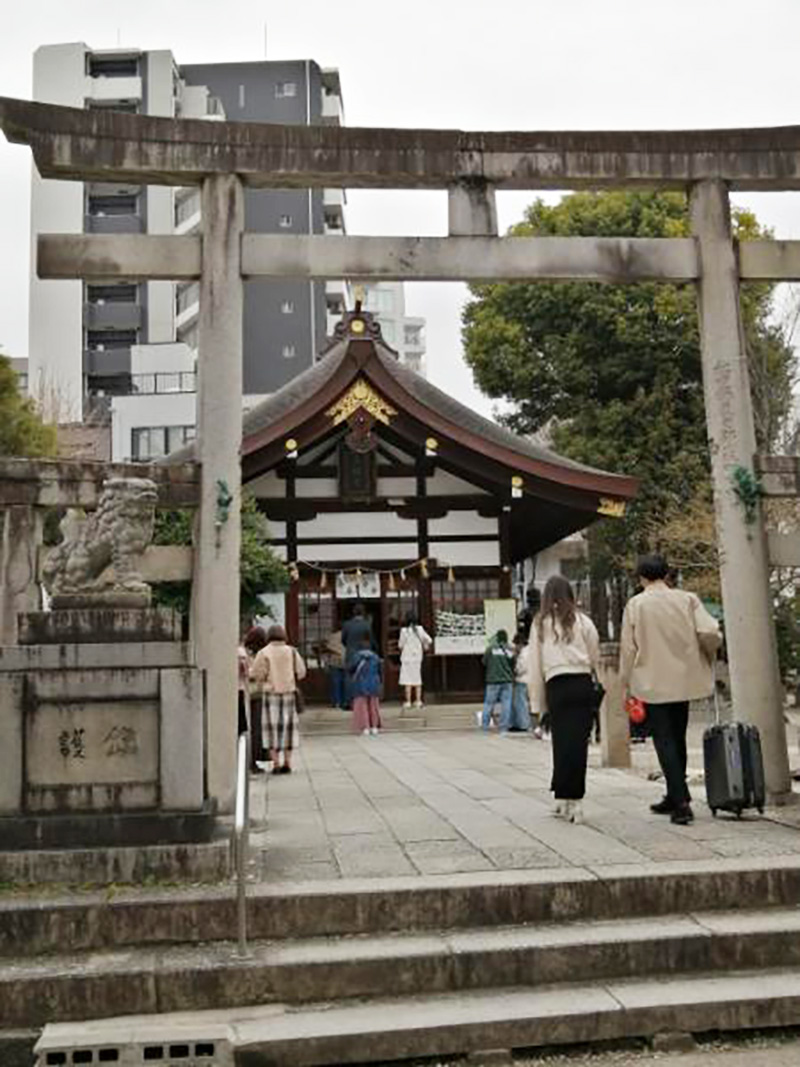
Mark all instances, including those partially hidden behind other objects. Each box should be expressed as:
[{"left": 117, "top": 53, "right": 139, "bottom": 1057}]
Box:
[
  {"left": 432, "top": 541, "right": 500, "bottom": 566},
  {"left": 429, "top": 511, "right": 498, "bottom": 537},
  {"left": 297, "top": 512, "right": 416, "bottom": 539},
  {"left": 533, "top": 536, "right": 587, "bottom": 587},
  {"left": 429, "top": 469, "right": 488, "bottom": 495},
  {"left": 30, "top": 44, "right": 89, "bottom": 420},
  {"left": 247, "top": 471, "right": 283, "bottom": 498},
  {"left": 297, "top": 543, "right": 418, "bottom": 563},
  {"left": 378, "top": 477, "right": 417, "bottom": 497},
  {"left": 296, "top": 478, "right": 339, "bottom": 498}
]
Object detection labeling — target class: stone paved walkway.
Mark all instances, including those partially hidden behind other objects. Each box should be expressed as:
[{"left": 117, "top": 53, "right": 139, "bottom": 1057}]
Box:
[{"left": 250, "top": 719, "right": 800, "bottom": 883}]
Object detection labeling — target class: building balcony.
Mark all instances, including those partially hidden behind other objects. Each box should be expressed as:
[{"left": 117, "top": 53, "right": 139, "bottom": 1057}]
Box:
[
  {"left": 84, "top": 303, "right": 143, "bottom": 331},
  {"left": 87, "top": 75, "right": 142, "bottom": 103},
  {"left": 85, "top": 214, "right": 144, "bottom": 235},
  {"left": 175, "top": 190, "right": 201, "bottom": 235},
  {"left": 321, "top": 91, "right": 343, "bottom": 125},
  {"left": 83, "top": 347, "right": 132, "bottom": 376}
]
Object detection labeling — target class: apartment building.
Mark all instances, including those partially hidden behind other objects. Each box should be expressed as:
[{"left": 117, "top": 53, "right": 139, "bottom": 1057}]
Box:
[
  {"left": 28, "top": 45, "right": 424, "bottom": 461},
  {"left": 361, "top": 282, "right": 427, "bottom": 376}
]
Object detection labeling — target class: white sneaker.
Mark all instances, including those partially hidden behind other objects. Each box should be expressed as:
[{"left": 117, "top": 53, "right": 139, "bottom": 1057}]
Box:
[
  {"left": 362, "top": 728, "right": 370, "bottom": 736},
  {"left": 414, "top": 701, "right": 423, "bottom": 710},
  {"left": 403, "top": 702, "right": 412, "bottom": 711},
  {"left": 569, "top": 801, "right": 584, "bottom": 825},
  {"left": 533, "top": 727, "right": 543, "bottom": 740},
  {"left": 370, "top": 727, "right": 379, "bottom": 736}
]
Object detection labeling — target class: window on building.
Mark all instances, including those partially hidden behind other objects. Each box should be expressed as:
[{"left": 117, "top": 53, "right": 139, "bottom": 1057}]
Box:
[
  {"left": 324, "top": 212, "right": 342, "bottom": 230},
  {"left": 280, "top": 300, "right": 295, "bottom": 315},
  {"left": 364, "top": 289, "right": 394, "bottom": 313},
  {"left": 88, "top": 55, "right": 139, "bottom": 78},
  {"left": 88, "top": 194, "right": 139, "bottom": 217},
  {"left": 87, "top": 100, "right": 139, "bottom": 114},
  {"left": 278, "top": 214, "right": 293, "bottom": 228},
  {"left": 282, "top": 344, "right": 296, "bottom": 359},
  {"left": 86, "top": 329, "right": 138, "bottom": 350},
  {"left": 275, "top": 81, "right": 297, "bottom": 98},
  {"left": 87, "top": 284, "right": 138, "bottom": 304},
  {"left": 404, "top": 325, "right": 423, "bottom": 346},
  {"left": 131, "top": 425, "right": 195, "bottom": 461}
]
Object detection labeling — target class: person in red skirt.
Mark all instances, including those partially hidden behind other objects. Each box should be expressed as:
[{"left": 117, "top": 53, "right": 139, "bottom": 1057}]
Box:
[{"left": 350, "top": 635, "right": 383, "bottom": 736}]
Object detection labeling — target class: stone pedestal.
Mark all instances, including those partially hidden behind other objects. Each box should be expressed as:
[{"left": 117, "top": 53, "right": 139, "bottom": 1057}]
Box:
[
  {"left": 597, "top": 641, "right": 630, "bottom": 769},
  {"left": 0, "top": 607, "right": 214, "bottom": 852}
]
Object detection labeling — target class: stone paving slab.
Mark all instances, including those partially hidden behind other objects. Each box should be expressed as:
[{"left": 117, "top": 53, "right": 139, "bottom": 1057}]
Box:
[{"left": 254, "top": 725, "right": 800, "bottom": 883}]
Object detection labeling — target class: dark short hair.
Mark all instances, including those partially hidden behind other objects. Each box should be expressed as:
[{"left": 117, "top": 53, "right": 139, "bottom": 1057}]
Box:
[
  {"left": 496, "top": 629, "right": 509, "bottom": 644},
  {"left": 266, "top": 624, "right": 287, "bottom": 643},
  {"left": 353, "top": 602, "right": 365, "bottom": 617},
  {"left": 636, "top": 553, "right": 669, "bottom": 581},
  {"left": 243, "top": 625, "right": 268, "bottom": 654}
]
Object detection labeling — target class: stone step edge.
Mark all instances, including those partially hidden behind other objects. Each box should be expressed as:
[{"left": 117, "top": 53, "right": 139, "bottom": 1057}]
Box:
[
  {"left": 4, "top": 858, "right": 800, "bottom": 955},
  {"left": 5, "top": 915, "right": 800, "bottom": 1029},
  {"left": 34, "top": 967, "right": 800, "bottom": 1067}
]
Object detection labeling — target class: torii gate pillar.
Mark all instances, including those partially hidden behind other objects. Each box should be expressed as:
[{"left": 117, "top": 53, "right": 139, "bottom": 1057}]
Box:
[
  {"left": 191, "top": 174, "right": 244, "bottom": 814},
  {"left": 690, "top": 179, "right": 790, "bottom": 800}
]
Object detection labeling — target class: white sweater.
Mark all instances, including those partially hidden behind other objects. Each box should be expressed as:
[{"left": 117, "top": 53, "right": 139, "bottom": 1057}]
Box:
[{"left": 527, "top": 611, "right": 600, "bottom": 717}]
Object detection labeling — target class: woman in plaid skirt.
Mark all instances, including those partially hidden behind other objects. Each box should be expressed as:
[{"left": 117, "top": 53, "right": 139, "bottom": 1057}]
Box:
[{"left": 251, "top": 625, "right": 307, "bottom": 775}]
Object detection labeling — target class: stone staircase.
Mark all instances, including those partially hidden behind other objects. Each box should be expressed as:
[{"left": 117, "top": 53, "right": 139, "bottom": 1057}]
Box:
[
  {"left": 301, "top": 701, "right": 479, "bottom": 734},
  {"left": 9, "top": 858, "right": 800, "bottom": 1064}
]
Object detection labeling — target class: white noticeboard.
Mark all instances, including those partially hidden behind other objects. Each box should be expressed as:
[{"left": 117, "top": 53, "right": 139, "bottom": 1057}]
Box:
[
  {"left": 335, "top": 571, "right": 381, "bottom": 599},
  {"left": 484, "top": 598, "right": 518, "bottom": 642}
]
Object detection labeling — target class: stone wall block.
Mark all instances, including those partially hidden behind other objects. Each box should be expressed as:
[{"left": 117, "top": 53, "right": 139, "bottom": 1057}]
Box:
[{"left": 160, "top": 667, "right": 205, "bottom": 811}]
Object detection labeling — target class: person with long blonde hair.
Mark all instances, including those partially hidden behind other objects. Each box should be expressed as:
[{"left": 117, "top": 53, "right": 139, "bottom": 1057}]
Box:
[{"left": 528, "top": 575, "right": 599, "bottom": 823}]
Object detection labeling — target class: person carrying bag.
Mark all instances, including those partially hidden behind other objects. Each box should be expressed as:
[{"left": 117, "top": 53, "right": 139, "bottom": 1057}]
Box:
[{"left": 251, "top": 624, "right": 307, "bottom": 775}]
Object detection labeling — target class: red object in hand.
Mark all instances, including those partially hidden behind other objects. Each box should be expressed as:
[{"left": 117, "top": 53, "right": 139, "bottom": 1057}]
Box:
[{"left": 626, "top": 696, "right": 646, "bottom": 724}]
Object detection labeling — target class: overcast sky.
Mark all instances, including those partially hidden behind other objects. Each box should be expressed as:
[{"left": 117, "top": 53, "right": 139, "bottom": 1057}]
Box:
[{"left": 2, "top": 0, "right": 800, "bottom": 418}]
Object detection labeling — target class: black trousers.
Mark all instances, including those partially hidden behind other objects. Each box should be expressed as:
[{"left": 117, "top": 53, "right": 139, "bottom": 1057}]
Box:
[
  {"left": 546, "top": 673, "right": 594, "bottom": 800},
  {"left": 238, "top": 691, "right": 266, "bottom": 767},
  {"left": 646, "top": 700, "right": 690, "bottom": 806}
]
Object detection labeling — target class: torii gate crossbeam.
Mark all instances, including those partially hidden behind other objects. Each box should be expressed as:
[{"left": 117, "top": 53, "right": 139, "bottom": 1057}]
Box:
[{"left": 0, "top": 96, "right": 792, "bottom": 807}]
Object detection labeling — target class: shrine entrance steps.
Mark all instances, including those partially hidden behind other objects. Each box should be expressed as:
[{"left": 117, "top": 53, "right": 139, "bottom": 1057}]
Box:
[{"left": 11, "top": 859, "right": 800, "bottom": 1065}]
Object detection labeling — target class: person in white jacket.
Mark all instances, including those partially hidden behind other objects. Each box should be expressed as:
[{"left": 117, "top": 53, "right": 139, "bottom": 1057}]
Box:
[
  {"left": 527, "top": 576, "right": 600, "bottom": 824},
  {"left": 398, "top": 613, "right": 432, "bottom": 709}
]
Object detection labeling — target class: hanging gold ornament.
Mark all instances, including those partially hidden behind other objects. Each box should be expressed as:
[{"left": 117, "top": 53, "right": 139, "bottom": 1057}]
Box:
[
  {"left": 447, "top": 566, "right": 455, "bottom": 584},
  {"left": 420, "top": 558, "right": 429, "bottom": 579},
  {"left": 388, "top": 571, "right": 396, "bottom": 592}
]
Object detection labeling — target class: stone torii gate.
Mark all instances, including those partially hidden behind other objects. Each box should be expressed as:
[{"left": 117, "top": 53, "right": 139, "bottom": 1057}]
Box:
[{"left": 2, "top": 97, "right": 800, "bottom": 808}]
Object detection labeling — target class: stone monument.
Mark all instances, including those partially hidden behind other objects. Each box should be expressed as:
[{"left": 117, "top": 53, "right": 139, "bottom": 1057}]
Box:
[{"left": 0, "top": 477, "right": 215, "bottom": 858}]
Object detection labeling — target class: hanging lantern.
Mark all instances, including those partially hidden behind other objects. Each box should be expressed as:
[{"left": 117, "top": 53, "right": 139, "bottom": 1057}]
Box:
[
  {"left": 388, "top": 571, "right": 396, "bottom": 592},
  {"left": 447, "top": 565, "right": 455, "bottom": 584},
  {"left": 420, "top": 558, "right": 429, "bottom": 579},
  {"left": 320, "top": 570, "right": 328, "bottom": 591}
]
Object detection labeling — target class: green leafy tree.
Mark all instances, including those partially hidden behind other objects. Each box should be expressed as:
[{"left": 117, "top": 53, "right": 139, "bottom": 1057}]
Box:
[
  {"left": 0, "top": 352, "right": 56, "bottom": 457},
  {"left": 152, "top": 492, "right": 288, "bottom": 620},
  {"left": 462, "top": 191, "right": 796, "bottom": 633}
]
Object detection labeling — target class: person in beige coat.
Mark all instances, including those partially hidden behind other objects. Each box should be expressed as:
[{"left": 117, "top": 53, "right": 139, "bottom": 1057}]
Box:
[
  {"left": 620, "top": 554, "right": 721, "bottom": 825},
  {"left": 250, "top": 625, "right": 307, "bottom": 774}
]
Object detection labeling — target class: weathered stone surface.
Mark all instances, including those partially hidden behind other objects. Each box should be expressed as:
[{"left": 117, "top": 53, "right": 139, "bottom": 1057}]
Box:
[
  {"left": 0, "top": 642, "right": 193, "bottom": 671},
  {"left": 652, "top": 1030, "right": 698, "bottom": 1052},
  {"left": 41, "top": 476, "right": 157, "bottom": 605},
  {"left": 0, "top": 673, "right": 24, "bottom": 814},
  {"left": 0, "top": 808, "right": 220, "bottom": 855},
  {"left": 161, "top": 668, "right": 205, "bottom": 811},
  {"left": 19, "top": 607, "right": 181, "bottom": 644}
]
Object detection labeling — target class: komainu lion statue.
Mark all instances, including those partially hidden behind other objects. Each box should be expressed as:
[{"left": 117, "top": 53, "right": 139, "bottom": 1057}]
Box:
[{"left": 43, "top": 477, "right": 158, "bottom": 603}]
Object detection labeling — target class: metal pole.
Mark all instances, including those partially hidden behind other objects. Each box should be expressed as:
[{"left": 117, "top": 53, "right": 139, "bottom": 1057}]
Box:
[{"left": 232, "top": 731, "right": 251, "bottom": 958}]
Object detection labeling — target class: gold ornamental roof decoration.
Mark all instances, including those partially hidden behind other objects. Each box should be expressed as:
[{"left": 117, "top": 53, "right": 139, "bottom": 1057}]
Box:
[{"left": 327, "top": 378, "right": 397, "bottom": 426}]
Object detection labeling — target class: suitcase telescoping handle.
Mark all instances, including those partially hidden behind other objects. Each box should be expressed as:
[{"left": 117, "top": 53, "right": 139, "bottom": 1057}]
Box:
[{"left": 712, "top": 660, "right": 722, "bottom": 726}]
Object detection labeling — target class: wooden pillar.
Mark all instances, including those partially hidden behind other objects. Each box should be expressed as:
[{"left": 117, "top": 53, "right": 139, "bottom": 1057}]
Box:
[
  {"left": 690, "top": 179, "right": 789, "bottom": 799},
  {"left": 191, "top": 174, "right": 244, "bottom": 815}
]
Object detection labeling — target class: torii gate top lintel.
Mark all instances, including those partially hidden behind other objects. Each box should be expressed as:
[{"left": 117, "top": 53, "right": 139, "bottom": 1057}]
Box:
[{"left": 3, "top": 94, "right": 800, "bottom": 190}]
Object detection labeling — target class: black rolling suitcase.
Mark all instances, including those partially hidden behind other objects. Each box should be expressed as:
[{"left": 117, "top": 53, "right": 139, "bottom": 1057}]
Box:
[{"left": 704, "top": 710, "right": 766, "bottom": 817}]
